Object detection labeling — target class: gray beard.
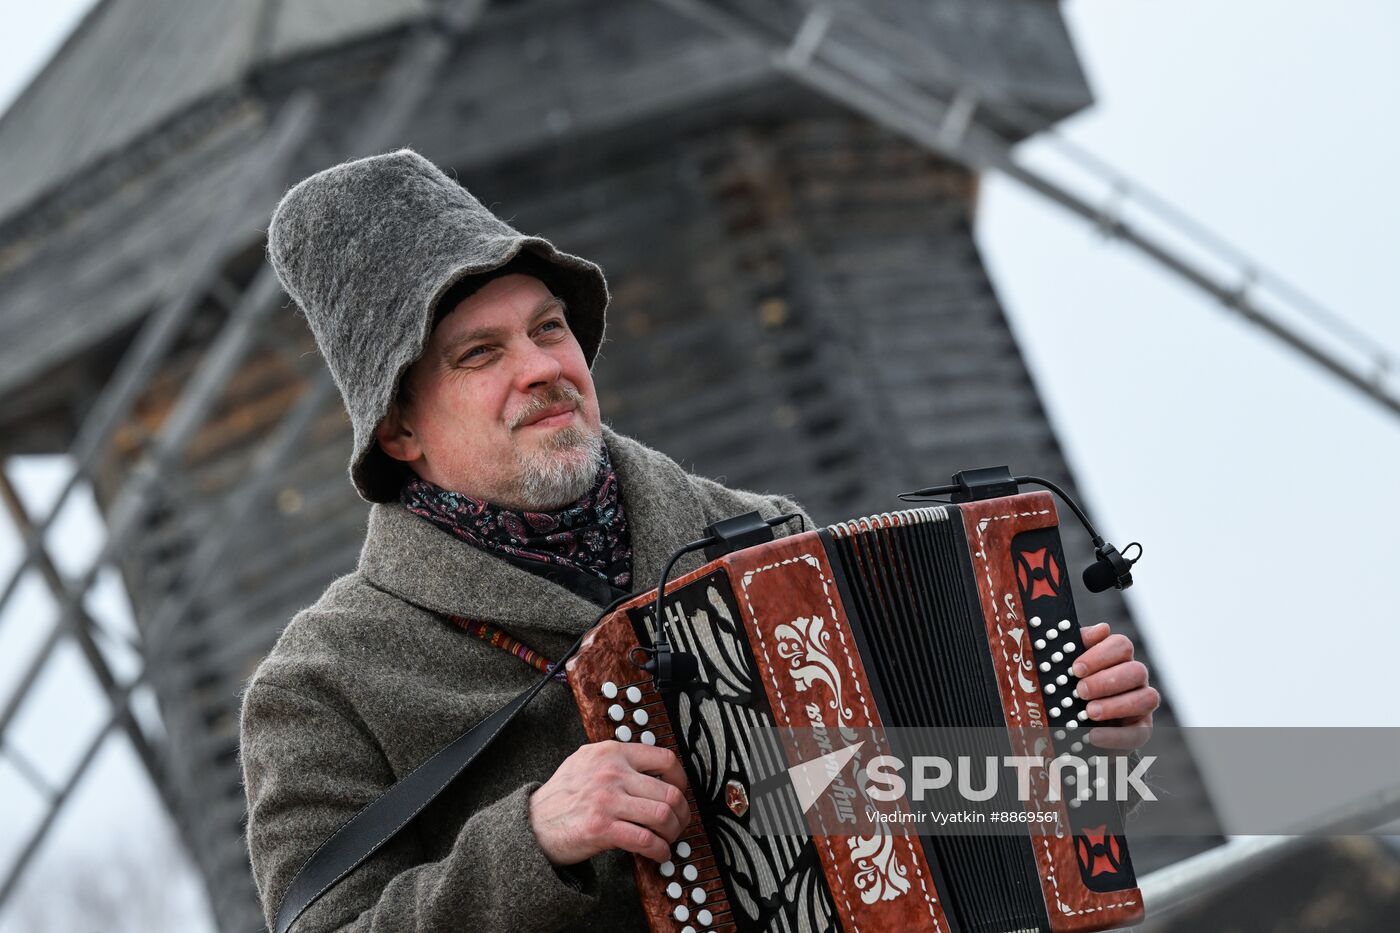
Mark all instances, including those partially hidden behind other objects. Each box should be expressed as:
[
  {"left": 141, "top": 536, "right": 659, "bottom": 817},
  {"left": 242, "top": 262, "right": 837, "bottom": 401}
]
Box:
[{"left": 508, "top": 423, "right": 604, "bottom": 511}]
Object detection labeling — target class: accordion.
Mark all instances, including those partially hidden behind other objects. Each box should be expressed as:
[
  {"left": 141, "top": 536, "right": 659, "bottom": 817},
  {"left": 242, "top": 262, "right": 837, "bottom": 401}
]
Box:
[{"left": 565, "top": 490, "right": 1144, "bottom": 933}]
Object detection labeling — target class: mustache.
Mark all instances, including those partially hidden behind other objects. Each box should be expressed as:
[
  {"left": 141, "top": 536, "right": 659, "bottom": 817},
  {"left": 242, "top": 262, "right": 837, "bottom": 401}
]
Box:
[{"left": 509, "top": 383, "right": 584, "bottom": 430}]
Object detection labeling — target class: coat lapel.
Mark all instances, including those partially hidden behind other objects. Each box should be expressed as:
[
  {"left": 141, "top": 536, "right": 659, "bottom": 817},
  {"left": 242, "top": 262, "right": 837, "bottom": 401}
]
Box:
[
  {"left": 356, "top": 426, "right": 712, "bottom": 638},
  {"left": 604, "top": 426, "right": 711, "bottom": 593}
]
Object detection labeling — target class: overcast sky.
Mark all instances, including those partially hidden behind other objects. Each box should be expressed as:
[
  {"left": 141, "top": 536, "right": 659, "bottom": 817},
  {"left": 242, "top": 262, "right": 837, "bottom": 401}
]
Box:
[
  {"left": 1, "top": 1, "right": 1397, "bottom": 931},
  {"left": 981, "top": 0, "right": 1400, "bottom": 729}
]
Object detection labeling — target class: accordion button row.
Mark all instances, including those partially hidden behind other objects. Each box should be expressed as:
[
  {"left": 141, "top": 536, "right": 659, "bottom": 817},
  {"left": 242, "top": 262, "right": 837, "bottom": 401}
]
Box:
[
  {"left": 1027, "top": 617, "right": 1106, "bottom": 808},
  {"left": 606, "top": 704, "right": 650, "bottom": 726},
  {"left": 658, "top": 847, "right": 695, "bottom": 877},
  {"left": 661, "top": 835, "right": 712, "bottom": 926},
  {"left": 611, "top": 724, "right": 657, "bottom": 745},
  {"left": 665, "top": 881, "right": 707, "bottom": 903},
  {"left": 661, "top": 863, "right": 699, "bottom": 882},
  {"left": 601, "top": 681, "right": 643, "bottom": 703},
  {"left": 600, "top": 683, "right": 658, "bottom": 745},
  {"left": 672, "top": 904, "right": 714, "bottom": 925}
]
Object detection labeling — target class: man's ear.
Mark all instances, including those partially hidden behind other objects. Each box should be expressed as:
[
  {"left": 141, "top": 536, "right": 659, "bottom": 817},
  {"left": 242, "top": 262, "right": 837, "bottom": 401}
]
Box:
[{"left": 375, "top": 400, "right": 422, "bottom": 463}]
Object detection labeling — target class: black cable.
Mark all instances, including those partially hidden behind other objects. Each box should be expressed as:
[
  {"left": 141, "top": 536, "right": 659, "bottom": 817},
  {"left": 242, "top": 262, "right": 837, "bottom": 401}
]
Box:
[
  {"left": 1013, "top": 474, "right": 1103, "bottom": 545},
  {"left": 899, "top": 472, "right": 1142, "bottom": 591},
  {"left": 533, "top": 511, "right": 811, "bottom": 696},
  {"left": 644, "top": 512, "right": 804, "bottom": 686},
  {"left": 650, "top": 535, "right": 720, "bottom": 661},
  {"left": 899, "top": 474, "right": 1106, "bottom": 546}
]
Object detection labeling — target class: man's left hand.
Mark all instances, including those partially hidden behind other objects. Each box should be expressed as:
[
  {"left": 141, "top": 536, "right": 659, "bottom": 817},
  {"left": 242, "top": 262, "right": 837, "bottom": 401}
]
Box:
[{"left": 1070, "top": 622, "right": 1159, "bottom": 749}]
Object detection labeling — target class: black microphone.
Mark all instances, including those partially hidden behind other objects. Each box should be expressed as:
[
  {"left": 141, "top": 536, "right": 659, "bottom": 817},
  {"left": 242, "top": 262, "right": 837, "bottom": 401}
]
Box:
[
  {"left": 901, "top": 468, "right": 1143, "bottom": 592},
  {"left": 1083, "top": 540, "right": 1139, "bottom": 593}
]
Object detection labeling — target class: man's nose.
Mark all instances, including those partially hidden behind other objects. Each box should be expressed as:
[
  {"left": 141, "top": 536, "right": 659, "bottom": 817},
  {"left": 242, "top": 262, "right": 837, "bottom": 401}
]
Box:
[{"left": 516, "top": 339, "right": 563, "bottom": 391}]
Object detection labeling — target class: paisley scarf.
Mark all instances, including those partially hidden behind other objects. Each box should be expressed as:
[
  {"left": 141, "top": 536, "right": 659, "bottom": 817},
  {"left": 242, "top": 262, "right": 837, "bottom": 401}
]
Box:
[{"left": 399, "top": 445, "right": 633, "bottom": 591}]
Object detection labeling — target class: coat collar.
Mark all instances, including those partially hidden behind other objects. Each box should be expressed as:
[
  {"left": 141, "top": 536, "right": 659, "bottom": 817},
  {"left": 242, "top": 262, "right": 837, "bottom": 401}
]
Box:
[{"left": 356, "top": 426, "right": 711, "bottom": 637}]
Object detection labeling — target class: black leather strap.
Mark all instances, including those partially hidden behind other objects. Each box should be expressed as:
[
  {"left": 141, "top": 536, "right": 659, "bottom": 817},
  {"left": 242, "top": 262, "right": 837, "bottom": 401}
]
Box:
[
  {"left": 272, "top": 670, "right": 555, "bottom": 933},
  {"left": 491, "top": 550, "right": 630, "bottom": 608}
]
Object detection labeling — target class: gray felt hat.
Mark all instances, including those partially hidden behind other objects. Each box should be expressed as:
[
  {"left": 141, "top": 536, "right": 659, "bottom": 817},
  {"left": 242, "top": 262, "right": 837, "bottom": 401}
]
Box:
[{"left": 266, "top": 148, "right": 610, "bottom": 503}]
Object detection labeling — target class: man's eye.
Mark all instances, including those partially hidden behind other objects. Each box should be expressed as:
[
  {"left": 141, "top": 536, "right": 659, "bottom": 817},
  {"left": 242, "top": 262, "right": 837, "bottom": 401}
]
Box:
[
  {"left": 539, "top": 320, "right": 564, "bottom": 333},
  {"left": 460, "top": 346, "right": 490, "bottom": 362}
]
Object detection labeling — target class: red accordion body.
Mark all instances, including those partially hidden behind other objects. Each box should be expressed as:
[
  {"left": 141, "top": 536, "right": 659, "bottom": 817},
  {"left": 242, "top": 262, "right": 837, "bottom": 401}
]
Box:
[{"left": 566, "top": 492, "right": 1145, "bottom": 933}]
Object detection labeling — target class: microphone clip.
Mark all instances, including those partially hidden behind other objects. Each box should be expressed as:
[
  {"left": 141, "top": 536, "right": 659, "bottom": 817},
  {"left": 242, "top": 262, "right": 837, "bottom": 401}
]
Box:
[
  {"left": 902, "top": 467, "right": 1146, "bottom": 592},
  {"left": 631, "top": 644, "right": 700, "bottom": 693},
  {"left": 1084, "top": 539, "right": 1143, "bottom": 593}
]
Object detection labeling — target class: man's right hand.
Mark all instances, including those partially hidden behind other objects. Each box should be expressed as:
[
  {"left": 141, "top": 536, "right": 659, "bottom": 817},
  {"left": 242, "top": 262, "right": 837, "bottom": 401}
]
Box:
[{"left": 529, "top": 741, "right": 691, "bottom": 866}]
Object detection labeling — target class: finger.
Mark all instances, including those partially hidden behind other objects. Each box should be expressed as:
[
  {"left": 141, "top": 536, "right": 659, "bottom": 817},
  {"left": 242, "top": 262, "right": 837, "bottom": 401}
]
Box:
[
  {"left": 612, "top": 792, "right": 686, "bottom": 843},
  {"left": 616, "top": 742, "right": 685, "bottom": 778},
  {"left": 1078, "top": 622, "right": 1112, "bottom": 650},
  {"left": 603, "top": 819, "right": 672, "bottom": 863},
  {"left": 1070, "top": 633, "right": 1134, "bottom": 679},
  {"left": 1084, "top": 686, "right": 1160, "bottom": 723},
  {"left": 607, "top": 740, "right": 676, "bottom": 770},
  {"left": 1075, "top": 660, "right": 1148, "bottom": 701},
  {"left": 624, "top": 771, "right": 691, "bottom": 830},
  {"left": 1085, "top": 720, "right": 1153, "bottom": 750},
  {"left": 619, "top": 743, "right": 689, "bottom": 792}
]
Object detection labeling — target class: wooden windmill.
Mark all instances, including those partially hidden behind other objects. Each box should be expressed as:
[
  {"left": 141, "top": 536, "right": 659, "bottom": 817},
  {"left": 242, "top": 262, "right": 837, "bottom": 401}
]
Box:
[{"left": 0, "top": 2, "right": 1231, "bottom": 929}]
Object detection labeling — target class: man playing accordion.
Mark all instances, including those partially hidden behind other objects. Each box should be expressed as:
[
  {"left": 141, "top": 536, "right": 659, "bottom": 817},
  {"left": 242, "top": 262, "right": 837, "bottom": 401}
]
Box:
[{"left": 239, "top": 149, "right": 1159, "bottom": 933}]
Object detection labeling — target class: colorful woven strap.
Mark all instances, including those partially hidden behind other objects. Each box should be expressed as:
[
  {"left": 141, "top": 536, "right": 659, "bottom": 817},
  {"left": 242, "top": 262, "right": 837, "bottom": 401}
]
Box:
[{"left": 447, "top": 616, "right": 566, "bottom": 681}]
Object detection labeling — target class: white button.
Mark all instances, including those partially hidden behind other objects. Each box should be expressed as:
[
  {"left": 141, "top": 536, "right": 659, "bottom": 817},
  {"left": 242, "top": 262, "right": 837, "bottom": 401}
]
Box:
[
  {"left": 1039, "top": 662, "right": 1051, "bottom": 672},
  {"left": 696, "top": 909, "right": 713, "bottom": 926},
  {"left": 1070, "top": 797, "right": 1082, "bottom": 809},
  {"left": 674, "top": 906, "right": 690, "bottom": 922},
  {"left": 1046, "top": 628, "right": 1059, "bottom": 640},
  {"left": 1065, "top": 773, "right": 1076, "bottom": 785},
  {"left": 659, "top": 860, "right": 675, "bottom": 877},
  {"left": 1064, "top": 642, "right": 1077, "bottom": 652},
  {"left": 683, "top": 864, "right": 698, "bottom": 882},
  {"left": 1031, "top": 616, "right": 1042, "bottom": 628},
  {"left": 1058, "top": 619, "right": 1072, "bottom": 631},
  {"left": 1055, "top": 730, "right": 1067, "bottom": 740},
  {"left": 1061, "top": 697, "right": 1073, "bottom": 708},
  {"left": 1066, "top": 721, "right": 1078, "bottom": 730},
  {"left": 615, "top": 725, "right": 633, "bottom": 742},
  {"left": 1056, "top": 675, "right": 1068, "bottom": 685},
  {"left": 601, "top": 681, "right": 618, "bottom": 699},
  {"left": 626, "top": 686, "right": 643, "bottom": 703},
  {"left": 1051, "top": 651, "right": 1064, "bottom": 663},
  {"left": 692, "top": 887, "right": 706, "bottom": 904},
  {"left": 1071, "top": 742, "right": 1083, "bottom": 753},
  {"left": 1045, "top": 684, "right": 1056, "bottom": 695},
  {"left": 676, "top": 841, "right": 692, "bottom": 858},
  {"left": 633, "top": 709, "right": 650, "bottom": 726},
  {"left": 608, "top": 704, "right": 624, "bottom": 722},
  {"left": 1050, "top": 707, "right": 1061, "bottom": 718},
  {"left": 681, "top": 927, "right": 695, "bottom": 933},
  {"left": 641, "top": 731, "right": 657, "bottom": 746},
  {"left": 1077, "top": 710, "right": 1089, "bottom": 721},
  {"left": 667, "top": 882, "right": 683, "bottom": 899},
  {"left": 1034, "top": 639, "right": 1046, "bottom": 650}
]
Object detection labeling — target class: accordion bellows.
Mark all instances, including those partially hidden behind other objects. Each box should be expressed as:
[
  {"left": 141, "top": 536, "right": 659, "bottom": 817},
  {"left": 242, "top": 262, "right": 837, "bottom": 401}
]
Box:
[{"left": 567, "top": 491, "right": 1144, "bottom": 933}]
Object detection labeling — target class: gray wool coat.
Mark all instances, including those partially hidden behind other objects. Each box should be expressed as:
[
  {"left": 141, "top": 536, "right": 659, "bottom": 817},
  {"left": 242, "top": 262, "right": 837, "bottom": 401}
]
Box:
[{"left": 239, "top": 426, "right": 810, "bottom": 933}]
